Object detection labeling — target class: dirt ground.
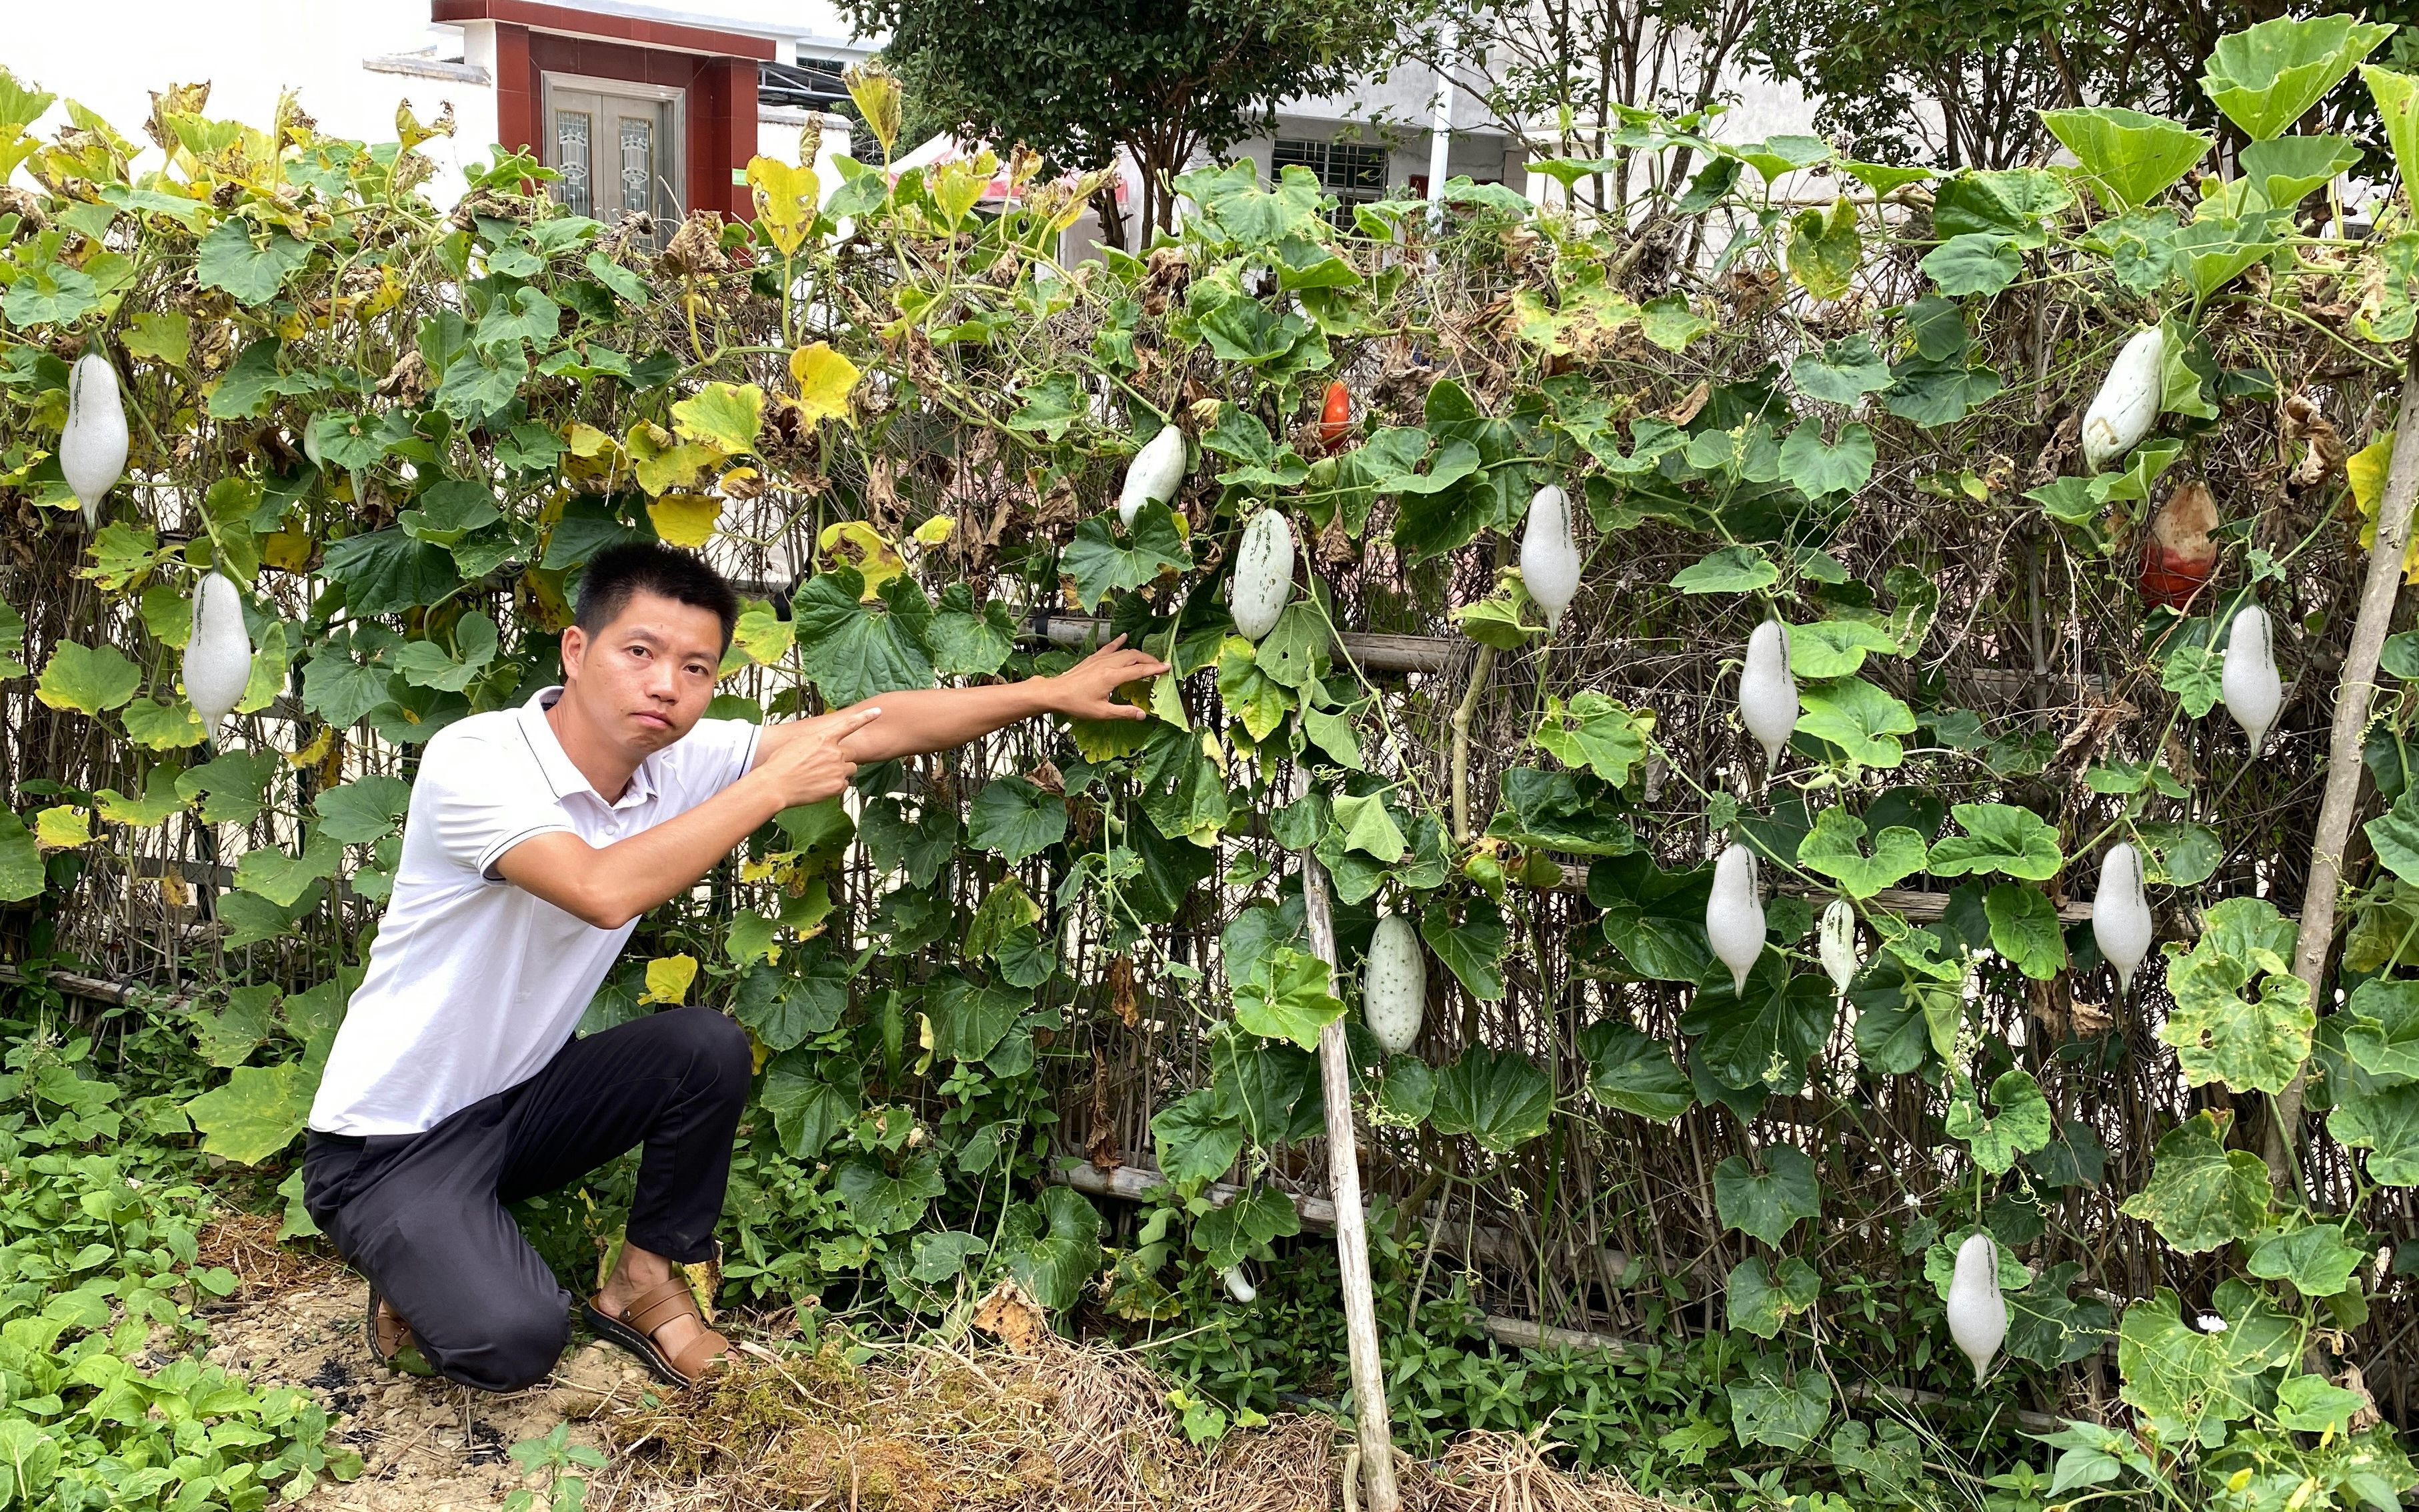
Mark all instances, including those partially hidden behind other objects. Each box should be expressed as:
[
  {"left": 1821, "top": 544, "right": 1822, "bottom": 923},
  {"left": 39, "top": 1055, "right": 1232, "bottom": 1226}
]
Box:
[{"left": 189, "top": 1215, "right": 1676, "bottom": 1512}]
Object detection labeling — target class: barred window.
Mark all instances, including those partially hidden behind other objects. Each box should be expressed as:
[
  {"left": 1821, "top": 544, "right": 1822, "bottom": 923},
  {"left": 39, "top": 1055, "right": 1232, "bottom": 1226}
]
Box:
[{"left": 1272, "top": 138, "right": 1389, "bottom": 226}]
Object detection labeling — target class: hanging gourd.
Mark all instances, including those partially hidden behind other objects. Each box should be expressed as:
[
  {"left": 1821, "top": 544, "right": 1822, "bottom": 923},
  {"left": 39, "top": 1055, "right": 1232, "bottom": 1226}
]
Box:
[
  {"left": 1706, "top": 843, "right": 1765, "bottom": 994},
  {"left": 1818, "top": 898, "right": 1861, "bottom": 997},
  {"left": 2092, "top": 841, "right": 2152, "bottom": 994},
  {"left": 183, "top": 571, "right": 253, "bottom": 729},
  {"left": 2137, "top": 481, "right": 2218, "bottom": 609},
  {"left": 1222, "top": 1265, "right": 1258, "bottom": 1303},
  {"left": 1320, "top": 380, "right": 1352, "bottom": 451},
  {"left": 1520, "top": 485, "right": 1580, "bottom": 631},
  {"left": 2080, "top": 326, "right": 2164, "bottom": 472},
  {"left": 2222, "top": 603, "right": 2282, "bottom": 755},
  {"left": 1117, "top": 423, "right": 1186, "bottom": 527},
  {"left": 61, "top": 349, "right": 129, "bottom": 531},
  {"left": 1739, "top": 619, "right": 1798, "bottom": 769},
  {"left": 1946, "top": 1231, "right": 2008, "bottom": 1385},
  {"left": 1230, "top": 508, "right": 1294, "bottom": 641},
  {"left": 300, "top": 416, "right": 325, "bottom": 471},
  {"left": 1363, "top": 913, "right": 1426, "bottom": 1055}
]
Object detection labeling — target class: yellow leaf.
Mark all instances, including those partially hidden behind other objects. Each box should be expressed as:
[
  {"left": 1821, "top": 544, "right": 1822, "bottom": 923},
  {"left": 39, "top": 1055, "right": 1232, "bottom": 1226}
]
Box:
[
  {"left": 34, "top": 805, "right": 91, "bottom": 850},
  {"left": 745, "top": 155, "right": 820, "bottom": 257},
  {"left": 565, "top": 421, "right": 618, "bottom": 458},
  {"left": 623, "top": 420, "right": 719, "bottom": 495},
  {"left": 670, "top": 382, "right": 764, "bottom": 456},
  {"left": 286, "top": 726, "right": 334, "bottom": 769},
  {"left": 729, "top": 600, "right": 795, "bottom": 671},
  {"left": 639, "top": 954, "right": 699, "bottom": 1006},
  {"left": 789, "top": 342, "right": 861, "bottom": 426},
  {"left": 648, "top": 493, "right": 723, "bottom": 547},
  {"left": 817, "top": 521, "right": 905, "bottom": 597},
  {"left": 911, "top": 514, "right": 955, "bottom": 545},
  {"left": 261, "top": 521, "right": 313, "bottom": 572},
  {"left": 844, "top": 61, "right": 903, "bottom": 159},
  {"left": 2347, "top": 433, "right": 2419, "bottom": 583}
]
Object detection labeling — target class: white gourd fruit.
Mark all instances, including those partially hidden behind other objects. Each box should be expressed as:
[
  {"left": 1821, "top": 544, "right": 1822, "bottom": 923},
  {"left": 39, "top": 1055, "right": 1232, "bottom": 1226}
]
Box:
[
  {"left": 61, "top": 351, "right": 129, "bottom": 531},
  {"left": 2222, "top": 603, "right": 2282, "bottom": 754},
  {"left": 1705, "top": 844, "right": 1766, "bottom": 994},
  {"left": 1818, "top": 898, "right": 1862, "bottom": 997},
  {"left": 1520, "top": 484, "right": 1580, "bottom": 630},
  {"left": 301, "top": 416, "right": 324, "bottom": 471},
  {"left": 1739, "top": 619, "right": 1798, "bottom": 769},
  {"left": 1117, "top": 423, "right": 1187, "bottom": 527},
  {"left": 1946, "top": 1232, "right": 2008, "bottom": 1386},
  {"left": 1222, "top": 1265, "right": 1258, "bottom": 1303},
  {"left": 2080, "top": 326, "right": 2164, "bottom": 472},
  {"left": 2092, "top": 841, "right": 2153, "bottom": 994},
  {"left": 1230, "top": 509, "right": 1294, "bottom": 641},
  {"left": 1364, "top": 913, "right": 1427, "bottom": 1055},
  {"left": 183, "top": 572, "right": 253, "bottom": 728}
]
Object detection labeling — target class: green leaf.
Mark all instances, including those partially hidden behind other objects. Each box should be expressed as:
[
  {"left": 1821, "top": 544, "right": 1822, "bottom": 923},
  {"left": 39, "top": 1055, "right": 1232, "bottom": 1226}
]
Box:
[
  {"left": 1728, "top": 1254, "right": 1821, "bottom": 1338},
  {"left": 1193, "top": 1185, "right": 1301, "bottom": 1272},
  {"left": 928, "top": 584, "right": 1016, "bottom": 678},
  {"left": 2328, "top": 1081, "right": 2419, "bottom": 1185},
  {"left": 1714, "top": 1145, "right": 1821, "bottom": 1247},
  {"left": 2203, "top": 15, "right": 2392, "bottom": 141},
  {"left": 999, "top": 1187, "right": 1103, "bottom": 1311},
  {"left": 1926, "top": 802, "right": 2062, "bottom": 880},
  {"left": 2006, "top": 1263, "right": 2118, "bottom": 1369},
  {"left": 2120, "top": 1110, "right": 2270, "bottom": 1253},
  {"left": 2365, "top": 789, "right": 2419, "bottom": 884},
  {"left": 35, "top": 641, "right": 140, "bottom": 715},
  {"left": 2160, "top": 896, "right": 2311, "bottom": 1094},
  {"left": 2247, "top": 1221, "right": 2365, "bottom": 1298},
  {"left": 2136, "top": 819, "right": 2222, "bottom": 886},
  {"left": 790, "top": 569, "right": 937, "bottom": 706},
  {"left": 2341, "top": 975, "right": 2419, "bottom": 1083},
  {"left": 183, "top": 1061, "right": 311, "bottom": 1165},
  {"left": 1152, "top": 1088, "right": 1246, "bottom": 1186},
  {"left": 1920, "top": 234, "right": 2022, "bottom": 298},
  {"left": 323, "top": 527, "right": 461, "bottom": 617},
  {"left": 1880, "top": 357, "right": 2002, "bottom": 426},
  {"left": 1728, "top": 1364, "right": 1830, "bottom": 1453},
  {"left": 1582, "top": 1020, "right": 1694, "bottom": 1121},
  {"left": 2239, "top": 135, "right": 2361, "bottom": 211},
  {"left": 1061, "top": 503, "right": 1191, "bottom": 609},
  {"left": 2274, "top": 1372, "right": 2374, "bottom": 1435},
  {"left": 1787, "top": 619, "right": 1898, "bottom": 679},
  {"left": 1785, "top": 198, "right": 1860, "bottom": 301},
  {"left": 1670, "top": 545, "right": 1778, "bottom": 595},
  {"left": 1421, "top": 898, "right": 1508, "bottom": 1001},
  {"left": 669, "top": 381, "right": 763, "bottom": 453},
  {"left": 1638, "top": 293, "right": 1712, "bottom": 351},
  {"left": 193, "top": 985, "right": 279, "bottom": 1069},
  {"left": 233, "top": 835, "right": 343, "bottom": 909},
  {"left": 1430, "top": 1045, "right": 1554, "bottom": 1153},
  {"left": 1681, "top": 957, "right": 1836, "bottom": 1092},
  {"left": 1796, "top": 677, "right": 1917, "bottom": 768},
  {"left": 2115, "top": 1285, "right": 2298, "bottom": 1444},
  {"left": 1532, "top": 692, "right": 1649, "bottom": 784},
  {"left": 1984, "top": 884, "right": 2067, "bottom": 979},
  {"left": 1797, "top": 807, "right": 1926, "bottom": 899},
  {"left": 2366, "top": 65, "right": 2419, "bottom": 203},
  {"left": 1945, "top": 1068, "right": 2054, "bottom": 1173},
  {"left": 1324, "top": 792, "right": 1403, "bottom": 863},
  {"left": 732, "top": 950, "right": 850, "bottom": 1052},
  {"left": 967, "top": 776, "right": 1067, "bottom": 863},
  {"left": 195, "top": 219, "right": 312, "bottom": 304},
  {"left": 1792, "top": 335, "right": 1892, "bottom": 405},
  {"left": 1232, "top": 945, "right": 1346, "bottom": 1051},
  {"left": 831, "top": 1151, "right": 945, "bottom": 1234},
  {"left": 315, "top": 775, "right": 411, "bottom": 843},
  {"left": 1777, "top": 423, "right": 1876, "bottom": 497},
  {"left": 2040, "top": 107, "right": 2212, "bottom": 209}
]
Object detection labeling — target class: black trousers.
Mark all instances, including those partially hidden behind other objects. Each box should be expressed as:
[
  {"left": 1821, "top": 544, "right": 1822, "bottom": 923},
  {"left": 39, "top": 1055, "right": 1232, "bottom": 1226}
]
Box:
[{"left": 301, "top": 1006, "right": 752, "bottom": 1393}]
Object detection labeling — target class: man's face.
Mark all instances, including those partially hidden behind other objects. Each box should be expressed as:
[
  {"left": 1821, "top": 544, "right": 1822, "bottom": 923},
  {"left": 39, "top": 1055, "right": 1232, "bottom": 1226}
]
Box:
[{"left": 559, "top": 589, "right": 726, "bottom": 757}]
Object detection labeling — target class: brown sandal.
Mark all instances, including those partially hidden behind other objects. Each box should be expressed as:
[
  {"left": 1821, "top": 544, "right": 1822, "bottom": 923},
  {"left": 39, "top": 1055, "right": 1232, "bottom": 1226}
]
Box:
[{"left": 582, "top": 1277, "right": 729, "bottom": 1388}]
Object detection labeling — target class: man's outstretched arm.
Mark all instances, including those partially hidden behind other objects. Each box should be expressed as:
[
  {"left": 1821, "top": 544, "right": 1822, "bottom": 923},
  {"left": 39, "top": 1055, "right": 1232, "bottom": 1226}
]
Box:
[{"left": 755, "top": 635, "right": 1167, "bottom": 767}]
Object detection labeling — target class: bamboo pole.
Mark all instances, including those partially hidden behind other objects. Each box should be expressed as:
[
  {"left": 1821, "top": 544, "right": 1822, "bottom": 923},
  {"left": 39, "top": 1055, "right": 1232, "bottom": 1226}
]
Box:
[
  {"left": 2274, "top": 353, "right": 2419, "bottom": 1192},
  {"left": 1295, "top": 773, "right": 1400, "bottom": 1510}
]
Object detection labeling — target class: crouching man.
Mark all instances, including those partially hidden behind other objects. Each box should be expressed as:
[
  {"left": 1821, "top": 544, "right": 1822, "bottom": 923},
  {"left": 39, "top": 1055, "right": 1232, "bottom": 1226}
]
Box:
[{"left": 301, "top": 541, "right": 1162, "bottom": 1391}]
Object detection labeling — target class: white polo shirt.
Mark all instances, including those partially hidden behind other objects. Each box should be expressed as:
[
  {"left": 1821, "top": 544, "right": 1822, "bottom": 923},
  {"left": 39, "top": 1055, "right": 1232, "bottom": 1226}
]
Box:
[{"left": 306, "top": 684, "right": 762, "bottom": 1136}]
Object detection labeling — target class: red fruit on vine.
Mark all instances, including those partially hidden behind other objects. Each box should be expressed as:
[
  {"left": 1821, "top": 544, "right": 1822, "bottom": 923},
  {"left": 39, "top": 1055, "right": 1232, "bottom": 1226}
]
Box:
[
  {"left": 1320, "top": 380, "right": 1351, "bottom": 451},
  {"left": 2138, "top": 481, "right": 2218, "bottom": 609}
]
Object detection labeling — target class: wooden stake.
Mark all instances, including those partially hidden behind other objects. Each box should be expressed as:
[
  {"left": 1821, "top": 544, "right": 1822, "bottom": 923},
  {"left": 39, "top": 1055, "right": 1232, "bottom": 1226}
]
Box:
[
  {"left": 1296, "top": 775, "right": 1400, "bottom": 1511},
  {"left": 2276, "top": 349, "right": 2419, "bottom": 1193}
]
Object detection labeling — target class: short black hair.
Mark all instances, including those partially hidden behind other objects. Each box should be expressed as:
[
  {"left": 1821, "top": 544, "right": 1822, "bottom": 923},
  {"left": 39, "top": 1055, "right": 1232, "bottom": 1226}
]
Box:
[{"left": 573, "top": 541, "right": 739, "bottom": 652}]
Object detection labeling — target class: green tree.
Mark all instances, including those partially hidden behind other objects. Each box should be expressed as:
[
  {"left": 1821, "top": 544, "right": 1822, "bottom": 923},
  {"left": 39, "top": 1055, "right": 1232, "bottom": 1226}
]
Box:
[{"left": 836, "top": 0, "right": 1426, "bottom": 243}]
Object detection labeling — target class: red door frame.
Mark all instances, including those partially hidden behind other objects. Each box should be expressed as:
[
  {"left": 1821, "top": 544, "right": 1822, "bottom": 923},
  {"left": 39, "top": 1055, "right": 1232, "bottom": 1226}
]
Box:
[{"left": 432, "top": 1, "right": 769, "bottom": 217}]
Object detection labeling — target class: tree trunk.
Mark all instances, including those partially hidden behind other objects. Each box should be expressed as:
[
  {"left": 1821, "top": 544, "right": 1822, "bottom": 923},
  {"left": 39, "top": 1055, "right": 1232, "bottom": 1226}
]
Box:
[{"left": 2272, "top": 343, "right": 2419, "bottom": 1193}]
